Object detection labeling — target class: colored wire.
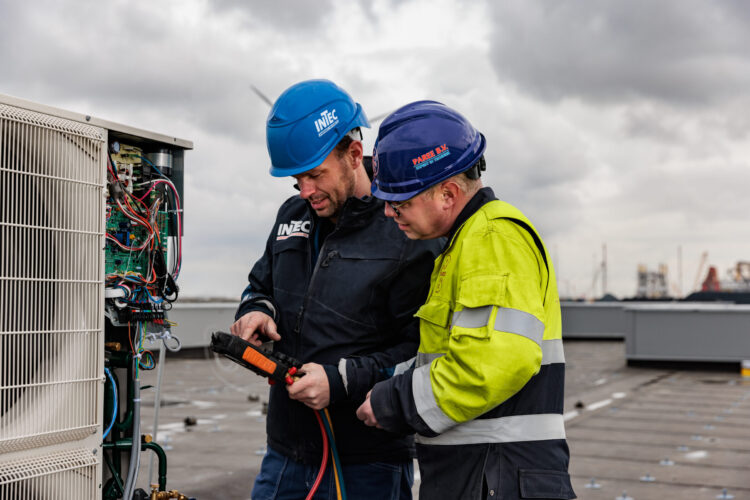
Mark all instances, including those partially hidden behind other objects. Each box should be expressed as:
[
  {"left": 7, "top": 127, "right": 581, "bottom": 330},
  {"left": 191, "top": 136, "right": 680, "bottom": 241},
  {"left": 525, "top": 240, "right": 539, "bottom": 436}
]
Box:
[
  {"left": 112, "top": 198, "right": 154, "bottom": 249},
  {"left": 105, "top": 233, "right": 151, "bottom": 252},
  {"left": 119, "top": 197, "right": 154, "bottom": 242},
  {"left": 130, "top": 321, "right": 147, "bottom": 379},
  {"left": 139, "top": 350, "right": 156, "bottom": 370},
  {"left": 128, "top": 322, "right": 135, "bottom": 354},
  {"left": 323, "top": 409, "right": 346, "bottom": 500},
  {"left": 108, "top": 153, "right": 182, "bottom": 286},
  {"left": 139, "top": 322, "right": 146, "bottom": 352},
  {"left": 151, "top": 179, "right": 183, "bottom": 277},
  {"left": 146, "top": 288, "right": 164, "bottom": 304},
  {"left": 321, "top": 411, "right": 342, "bottom": 500},
  {"left": 138, "top": 322, "right": 146, "bottom": 357},
  {"left": 109, "top": 155, "right": 154, "bottom": 236},
  {"left": 133, "top": 178, "right": 182, "bottom": 277},
  {"left": 137, "top": 155, "right": 168, "bottom": 179},
  {"left": 102, "top": 367, "right": 118, "bottom": 440},
  {"left": 134, "top": 181, "right": 160, "bottom": 202},
  {"left": 306, "top": 410, "right": 329, "bottom": 500}
]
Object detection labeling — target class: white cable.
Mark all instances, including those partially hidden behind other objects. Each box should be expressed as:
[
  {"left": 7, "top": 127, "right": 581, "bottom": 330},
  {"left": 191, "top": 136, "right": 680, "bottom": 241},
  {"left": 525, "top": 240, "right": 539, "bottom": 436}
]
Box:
[
  {"left": 122, "top": 357, "right": 142, "bottom": 499},
  {"left": 148, "top": 340, "right": 168, "bottom": 486}
]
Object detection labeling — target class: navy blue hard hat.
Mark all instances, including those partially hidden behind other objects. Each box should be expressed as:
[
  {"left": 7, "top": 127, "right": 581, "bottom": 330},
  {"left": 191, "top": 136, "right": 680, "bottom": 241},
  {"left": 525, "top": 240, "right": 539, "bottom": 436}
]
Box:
[
  {"left": 266, "top": 79, "right": 370, "bottom": 177},
  {"left": 371, "top": 100, "right": 486, "bottom": 201}
]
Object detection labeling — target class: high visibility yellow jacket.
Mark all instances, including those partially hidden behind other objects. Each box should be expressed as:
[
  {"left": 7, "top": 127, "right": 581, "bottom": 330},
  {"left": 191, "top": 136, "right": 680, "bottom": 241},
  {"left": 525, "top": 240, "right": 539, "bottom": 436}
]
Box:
[{"left": 371, "top": 188, "right": 574, "bottom": 499}]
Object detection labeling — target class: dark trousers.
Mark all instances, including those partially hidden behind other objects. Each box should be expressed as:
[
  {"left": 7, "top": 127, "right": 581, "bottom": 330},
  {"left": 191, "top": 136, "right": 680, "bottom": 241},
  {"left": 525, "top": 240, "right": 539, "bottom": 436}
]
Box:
[{"left": 252, "top": 446, "right": 413, "bottom": 500}]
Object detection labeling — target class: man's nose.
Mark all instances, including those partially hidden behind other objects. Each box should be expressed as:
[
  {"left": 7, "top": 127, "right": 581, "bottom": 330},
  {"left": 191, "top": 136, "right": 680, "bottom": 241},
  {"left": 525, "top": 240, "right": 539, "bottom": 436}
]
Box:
[
  {"left": 297, "top": 179, "right": 315, "bottom": 199},
  {"left": 384, "top": 202, "right": 397, "bottom": 218}
]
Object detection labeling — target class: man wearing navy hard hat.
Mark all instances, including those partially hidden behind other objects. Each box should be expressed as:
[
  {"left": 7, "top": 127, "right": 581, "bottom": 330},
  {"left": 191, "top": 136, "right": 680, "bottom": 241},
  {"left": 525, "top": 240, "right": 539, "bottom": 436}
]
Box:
[
  {"left": 231, "top": 81, "right": 441, "bottom": 499},
  {"left": 357, "top": 101, "right": 575, "bottom": 499}
]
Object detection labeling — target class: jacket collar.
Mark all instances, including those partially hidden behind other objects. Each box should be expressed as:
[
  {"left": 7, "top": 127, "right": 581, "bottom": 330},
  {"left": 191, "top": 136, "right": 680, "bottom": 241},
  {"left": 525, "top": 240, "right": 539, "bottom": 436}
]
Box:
[{"left": 444, "top": 187, "right": 497, "bottom": 250}]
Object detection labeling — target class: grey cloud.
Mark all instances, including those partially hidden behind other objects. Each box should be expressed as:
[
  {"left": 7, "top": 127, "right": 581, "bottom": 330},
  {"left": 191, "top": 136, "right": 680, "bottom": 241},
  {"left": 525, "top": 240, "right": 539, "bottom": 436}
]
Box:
[
  {"left": 621, "top": 104, "right": 688, "bottom": 143},
  {"left": 489, "top": 1, "right": 750, "bottom": 105},
  {"left": 480, "top": 109, "right": 595, "bottom": 193},
  {"left": 0, "top": 1, "right": 282, "bottom": 142},
  {"left": 209, "top": 0, "right": 333, "bottom": 32}
]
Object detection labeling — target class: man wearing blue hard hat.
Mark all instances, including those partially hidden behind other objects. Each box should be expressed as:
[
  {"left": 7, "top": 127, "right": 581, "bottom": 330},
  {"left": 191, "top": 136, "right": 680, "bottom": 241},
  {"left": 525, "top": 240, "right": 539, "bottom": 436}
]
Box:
[
  {"left": 230, "top": 81, "right": 441, "bottom": 499},
  {"left": 357, "top": 101, "right": 575, "bottom": 499}
]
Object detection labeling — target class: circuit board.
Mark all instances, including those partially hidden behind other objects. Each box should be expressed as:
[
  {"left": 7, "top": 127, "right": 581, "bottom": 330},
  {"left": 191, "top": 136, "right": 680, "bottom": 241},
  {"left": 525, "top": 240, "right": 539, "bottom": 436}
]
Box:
[
  {"left": 105, "top": 207, "right": 169, "bottom": 275},
  {"left": 105, "top": 142, "right": 171, "bottom": 276}
]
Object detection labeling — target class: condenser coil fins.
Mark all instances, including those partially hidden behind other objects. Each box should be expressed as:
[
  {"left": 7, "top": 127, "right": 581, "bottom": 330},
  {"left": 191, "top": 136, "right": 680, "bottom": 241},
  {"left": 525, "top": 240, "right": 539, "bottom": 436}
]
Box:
[
  {"left": 0, "top": 448, "right": 99, "bottom": 498},
  {"left": 0, "top": 103, "right": 105, "bottom": 456}
]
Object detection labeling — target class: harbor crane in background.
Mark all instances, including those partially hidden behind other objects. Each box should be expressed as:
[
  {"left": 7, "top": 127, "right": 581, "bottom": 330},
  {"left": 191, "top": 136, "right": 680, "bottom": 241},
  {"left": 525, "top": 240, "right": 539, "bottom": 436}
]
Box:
[{"left": 693, "top": 251, "right": 709, "bottom": 292}]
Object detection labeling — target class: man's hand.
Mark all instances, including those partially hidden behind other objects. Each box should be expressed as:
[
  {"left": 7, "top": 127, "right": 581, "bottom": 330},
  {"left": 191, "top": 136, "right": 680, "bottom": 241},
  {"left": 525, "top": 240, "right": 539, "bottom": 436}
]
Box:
[
  {"left": 230, "top": 311, "right": 281, "bottom": 346},
  {"left": 356, "top": 391, "right": 382, "bottom": 428},
  {"left": 287, "top": 363, "right": 330, "bottom": 410}
]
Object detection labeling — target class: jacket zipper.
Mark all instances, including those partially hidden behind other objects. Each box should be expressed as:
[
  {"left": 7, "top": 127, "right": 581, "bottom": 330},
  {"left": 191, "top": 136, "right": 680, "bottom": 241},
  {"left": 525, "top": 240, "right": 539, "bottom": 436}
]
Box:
[
  {"left": 292, "top": 213, "right": 315, "bottom": 356},
  {"left": 294, "top": 211, "right": 340, "bottom": 341},
  {"left": 296, "top": 240, "right": 333, "bottom": 335}
]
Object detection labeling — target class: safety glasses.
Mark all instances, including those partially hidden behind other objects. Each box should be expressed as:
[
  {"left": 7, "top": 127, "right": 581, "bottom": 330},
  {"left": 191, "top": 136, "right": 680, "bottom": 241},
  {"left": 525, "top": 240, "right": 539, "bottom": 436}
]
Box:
[{"left": 387, "top": 197, "right": 414, "bottom": 217}]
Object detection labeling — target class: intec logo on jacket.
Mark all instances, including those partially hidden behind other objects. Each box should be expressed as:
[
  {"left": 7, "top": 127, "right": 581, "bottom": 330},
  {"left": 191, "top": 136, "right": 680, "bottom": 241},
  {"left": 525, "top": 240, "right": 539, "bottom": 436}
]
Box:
[{"left": 277, "top": 220, "right": 311, "bottom": 240}]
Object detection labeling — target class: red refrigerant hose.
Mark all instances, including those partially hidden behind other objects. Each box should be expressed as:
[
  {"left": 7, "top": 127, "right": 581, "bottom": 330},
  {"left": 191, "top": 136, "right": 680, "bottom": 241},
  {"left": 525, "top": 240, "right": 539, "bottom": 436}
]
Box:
[{"left": 306, "top": 409, "right": 329, "bottom": 500}]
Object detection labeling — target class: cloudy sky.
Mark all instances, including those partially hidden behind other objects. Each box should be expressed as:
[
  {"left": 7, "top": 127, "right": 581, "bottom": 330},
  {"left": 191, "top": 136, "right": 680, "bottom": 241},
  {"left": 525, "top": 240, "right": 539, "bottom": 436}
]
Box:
[{"left": 2, "top": 0, "right": 749, "bottom": 300}]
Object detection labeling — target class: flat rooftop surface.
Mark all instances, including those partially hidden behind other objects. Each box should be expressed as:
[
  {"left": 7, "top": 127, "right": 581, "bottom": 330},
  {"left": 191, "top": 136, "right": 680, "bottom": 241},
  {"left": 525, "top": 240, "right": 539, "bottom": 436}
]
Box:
[{"left": 136, "top": 340, "right": 750, "bottom": 499}]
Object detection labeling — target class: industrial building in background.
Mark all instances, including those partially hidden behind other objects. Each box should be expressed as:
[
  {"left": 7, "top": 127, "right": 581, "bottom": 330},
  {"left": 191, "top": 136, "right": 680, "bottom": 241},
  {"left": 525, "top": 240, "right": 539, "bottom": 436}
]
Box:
[
  {"left": 0, "top": 94, "right": 192, "bottom": 499},
  {"left": 635, "top": 263, "right": 669, "bottom": 299}
]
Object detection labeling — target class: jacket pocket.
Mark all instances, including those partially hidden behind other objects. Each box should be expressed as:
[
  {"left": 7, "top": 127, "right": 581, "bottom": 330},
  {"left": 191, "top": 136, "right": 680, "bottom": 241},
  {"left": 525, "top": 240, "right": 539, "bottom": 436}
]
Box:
[
  {"left": 271, "top": 235, "right": 308, "bottom": 255},
  {"left": 312, "top": 247, "right": 400, "bottom": 328},
  {"left": 456, "top": 273, "right": 507, "bottom": 309},
  {"left": 415, "top": 300, "right": 451, "bottom": 328},
  {"left": 270, "top": 234, "right": 309, "bottom": 298},
  {"left": 518, "top": 468, "right": 576, "bottom": 499},
  {"left": 335, "top": 245, "right": 402, "bottom": 261}
]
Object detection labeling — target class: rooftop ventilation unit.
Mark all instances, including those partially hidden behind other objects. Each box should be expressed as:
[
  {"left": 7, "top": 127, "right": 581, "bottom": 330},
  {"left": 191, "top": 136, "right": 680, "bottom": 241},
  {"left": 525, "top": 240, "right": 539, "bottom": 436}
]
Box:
[{"left": 0, "top": 94, "right": 192, "bottom": 499}]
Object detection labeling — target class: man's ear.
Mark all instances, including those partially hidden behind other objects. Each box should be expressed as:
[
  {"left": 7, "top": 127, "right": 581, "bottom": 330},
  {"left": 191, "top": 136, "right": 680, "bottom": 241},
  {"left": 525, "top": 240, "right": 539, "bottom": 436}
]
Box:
[
  {"left": 439, "top": 181, "right": 461, "bottom": 210},
  {"left": 347, "top": 140, "right": 364, "bottom": 170}
]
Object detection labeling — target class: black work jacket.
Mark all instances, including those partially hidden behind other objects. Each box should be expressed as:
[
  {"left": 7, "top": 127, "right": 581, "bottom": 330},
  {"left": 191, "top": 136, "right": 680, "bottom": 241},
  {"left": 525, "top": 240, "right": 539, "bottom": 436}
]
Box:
[{"left": 237, "top": 194, "right": 441, "bottom": 465}]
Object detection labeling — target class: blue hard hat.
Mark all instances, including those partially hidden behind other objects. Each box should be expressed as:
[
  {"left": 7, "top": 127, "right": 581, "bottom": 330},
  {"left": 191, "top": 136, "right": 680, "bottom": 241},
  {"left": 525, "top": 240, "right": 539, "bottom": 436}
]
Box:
[
  {"left": 371, "top": 100, "right": 486, "bottom": 201},
  {"left": 266, "top": 79, "right": 370, "bottom": 177}
]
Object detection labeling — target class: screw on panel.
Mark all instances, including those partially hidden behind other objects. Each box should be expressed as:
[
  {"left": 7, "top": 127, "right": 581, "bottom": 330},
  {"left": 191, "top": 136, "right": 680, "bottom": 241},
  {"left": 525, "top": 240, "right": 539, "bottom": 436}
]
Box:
[
  {"left": 639, "top": 473, "right": 655, "bottom": 482},
  {"left": 659, "top": 458, "right": 674, "bottom": 466},
  {"left": 585, "top": 478, "right": 601, "bottom": 489},
  {"left": 616, "top": 492, "right": 634, "bottom": 500},
  {"left": 716, "top": 488, "right": 734, "bottom": 499}
]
